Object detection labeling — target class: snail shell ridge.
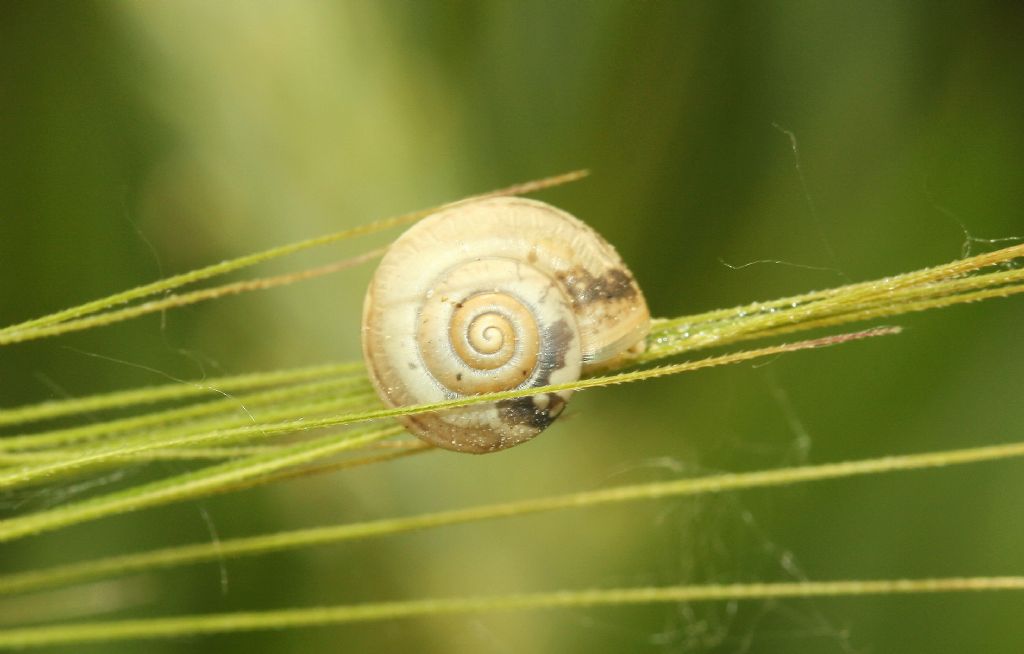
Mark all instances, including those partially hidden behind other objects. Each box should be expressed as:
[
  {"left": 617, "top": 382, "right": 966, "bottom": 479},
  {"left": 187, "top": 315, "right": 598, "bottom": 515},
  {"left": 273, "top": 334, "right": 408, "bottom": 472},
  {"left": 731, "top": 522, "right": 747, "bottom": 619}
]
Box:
[{"left": 361, "top": 196, "right": 650, "bottom": 453}]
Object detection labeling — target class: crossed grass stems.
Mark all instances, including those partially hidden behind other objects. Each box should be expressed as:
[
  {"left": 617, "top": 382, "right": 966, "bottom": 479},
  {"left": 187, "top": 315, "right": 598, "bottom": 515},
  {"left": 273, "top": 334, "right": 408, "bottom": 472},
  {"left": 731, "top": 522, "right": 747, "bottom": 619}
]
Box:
[{"left": 0, "top": 172, "right": 1022, "bottom": 648}]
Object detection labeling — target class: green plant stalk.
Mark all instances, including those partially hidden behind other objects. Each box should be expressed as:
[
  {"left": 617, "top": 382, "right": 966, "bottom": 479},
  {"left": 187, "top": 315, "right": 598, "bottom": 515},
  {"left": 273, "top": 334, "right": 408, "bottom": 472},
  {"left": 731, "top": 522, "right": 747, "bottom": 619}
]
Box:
[
  {"left": 693, "top": 266, "right": 1024, "bottom": 337},
  {"left": 6, "top": 236, "right": 1003, "bottom": 451},
  {"left": 0, "top": 423, "right": 420, "bottom": 466},
  {"left": 0, "top": 249, "right": 386, "bottom": 346},
  {"left": 0, "top": 171, "right": 588, "bottom": 345},
  {"left": 0, "top": 203, "right": 1019, "bottom": 646},
  {"left": 0, "top": 391, "right": 381, "bottom": 487},
  {"left": 0, "top": 577, "right": 1021, "bottom": 649},
  {"left": 2, "top": 236, "right": 1018, "bottom": 467},
  {"left": 0, "top": 256, "right": 1013, "bottom": 476},
  {"left": 2, "top": 436, "right": 1021, "bottom": 597},
  {"left": 0, "top": 329, "right": 894, "bottom": 493},
  {"left": 643, "top": 280, "right": 1024, "bottom": 361},
  {"left": 0, "top": 425, "right": 402, "bottom": 543},
  {"left": 2, "top": 247, "right": 1017, "bottom": 540},
  {"left": 641, "top": 264, "right": 1024, "bottom": 361},
  {"left": 5, "top": 241, "right": 1018, "bottom": 434},
  {"left": 0, "top": 445, "right": 290, "bottom": 465},
  {"left": 653, "top": 242, "right": 1024, "bottom": 334},
  {"left": 0, "top": 362, "right": 364, "bottom": 429},
  {"left": 0, "top": 377, "right": 372, "bottom": 452},
  {"left": 694, "top": 281, "right": 1024, "bottom": 348},
  {"left": 210, "top": 440, "right": 432, "bottom": 496}
]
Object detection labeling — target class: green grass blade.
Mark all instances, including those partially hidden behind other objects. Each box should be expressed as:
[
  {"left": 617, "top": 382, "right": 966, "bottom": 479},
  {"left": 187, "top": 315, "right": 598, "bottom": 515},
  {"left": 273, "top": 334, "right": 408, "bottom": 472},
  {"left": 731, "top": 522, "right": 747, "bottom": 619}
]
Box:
[
  {"left": 0, "top": 328, "right": 895, "bottom": 493},
  {"left": 3, "top": 436, "right": 1021, "bottom": 597},
  {"left": 0, "top": 362, "right": 363, "bottom": 429},
  {"left": 0, "top": 249, "right": 385, "bottom": 346},
  {"left": 0, "top": 425, "right": 402, "bottom": 543},
  {"left": 0, "top": 171, "right": 588, "bottom": 345},
  {"left": 0, "top": 392, "right": 381, "bottom": 489},
  {"left": 0, "top": 376, "right": 372, "bottom": 452},
  {"left": 641, "top": 252, "right": 1024, "bottom": 361},
  {"left": 0, "top": 577, "right": 1020, "bottom": 649}
]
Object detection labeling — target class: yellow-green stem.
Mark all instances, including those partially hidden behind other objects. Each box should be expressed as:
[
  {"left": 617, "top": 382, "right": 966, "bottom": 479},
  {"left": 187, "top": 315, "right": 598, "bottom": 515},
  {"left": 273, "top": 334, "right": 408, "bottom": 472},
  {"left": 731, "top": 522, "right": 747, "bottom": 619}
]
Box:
[{"left": 0, "top": 577, "right": 1020, "bottom": 649}]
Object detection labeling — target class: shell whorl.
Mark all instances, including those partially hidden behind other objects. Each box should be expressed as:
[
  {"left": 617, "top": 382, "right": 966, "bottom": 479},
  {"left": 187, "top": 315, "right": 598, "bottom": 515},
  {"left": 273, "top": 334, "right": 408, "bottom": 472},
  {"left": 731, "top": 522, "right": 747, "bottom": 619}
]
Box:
[{"left": 361, "top": 197, "right": 650, "bottom": 453}]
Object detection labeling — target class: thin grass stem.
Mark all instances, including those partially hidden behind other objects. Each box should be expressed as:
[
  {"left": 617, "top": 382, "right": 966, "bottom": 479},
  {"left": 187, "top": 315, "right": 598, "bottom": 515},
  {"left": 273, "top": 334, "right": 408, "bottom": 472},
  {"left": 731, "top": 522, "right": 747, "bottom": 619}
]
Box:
[
  {"left": 0, "top": 249, "right": 386, "bottom": 345},
  {"left": 0, "top": 362, "right": 364, "bottom": 429},
  {"left": 641, "top": 252, "right": 1024, "bottom": 361},
  {"left": 0, "top": 425, "right": 403, "bottom": 543},
  {"left": 0, "top": 392, "right": 382, "bottom": 491},
  {"left": 0, "top": 377, "right": 372, "bottom": 452},
  {"left": 1, "top": 436, "right": 1020, "bottom": 596},
  {"left": 0, "top": 577, "right": 1020, "bottom": 648},
  {"left": 0, "top": 171, "right": 588, "bottom": 345},
  {"left": 0, "top": 329, "right": 895, "bottom": 493}
]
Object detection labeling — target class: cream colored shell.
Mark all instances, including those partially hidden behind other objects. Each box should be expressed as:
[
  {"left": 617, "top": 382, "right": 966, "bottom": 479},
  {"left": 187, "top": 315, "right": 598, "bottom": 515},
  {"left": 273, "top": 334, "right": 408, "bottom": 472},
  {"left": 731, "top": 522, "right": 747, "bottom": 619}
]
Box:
[{"left": 361, "top": 197, "right": 650, "bottom": 453}]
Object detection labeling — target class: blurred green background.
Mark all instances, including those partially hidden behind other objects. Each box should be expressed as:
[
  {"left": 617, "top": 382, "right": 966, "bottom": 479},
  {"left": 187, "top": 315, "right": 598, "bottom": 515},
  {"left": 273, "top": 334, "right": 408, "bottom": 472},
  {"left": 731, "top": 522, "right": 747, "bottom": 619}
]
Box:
[{"left": 1, "top": 2, "right": 1023, "bottom": 652}]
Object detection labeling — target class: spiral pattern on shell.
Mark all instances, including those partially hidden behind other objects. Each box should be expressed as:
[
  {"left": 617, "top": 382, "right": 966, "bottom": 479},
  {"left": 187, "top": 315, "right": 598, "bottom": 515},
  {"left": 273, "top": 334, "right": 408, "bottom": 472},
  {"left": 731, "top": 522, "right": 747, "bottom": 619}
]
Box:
[{"left": 362, "top": 197, "right": 650, "bottom": 453}]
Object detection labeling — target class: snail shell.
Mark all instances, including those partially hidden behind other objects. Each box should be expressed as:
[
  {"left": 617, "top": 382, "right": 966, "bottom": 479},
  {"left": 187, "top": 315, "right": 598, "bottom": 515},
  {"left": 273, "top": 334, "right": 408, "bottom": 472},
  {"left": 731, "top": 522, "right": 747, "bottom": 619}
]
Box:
[{"left": 361, "top": 196, "right": 650, "bottom": 453}]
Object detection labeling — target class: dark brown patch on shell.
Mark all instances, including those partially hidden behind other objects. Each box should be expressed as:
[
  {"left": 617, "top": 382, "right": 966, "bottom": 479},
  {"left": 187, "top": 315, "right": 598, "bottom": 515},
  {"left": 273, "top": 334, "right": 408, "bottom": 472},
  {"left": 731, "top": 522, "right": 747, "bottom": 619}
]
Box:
[
  {"left": 556, "top": 267, "right": 638, "bottom": 306},
  {"left": 537, "top": 318, "right": 573, "bottom": 384},
  {"left": 496, "top": 393, "right": 566, "bottom": 430},
  {"left": 494, "top": 317, "right": 574, "bottom": 431}
]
